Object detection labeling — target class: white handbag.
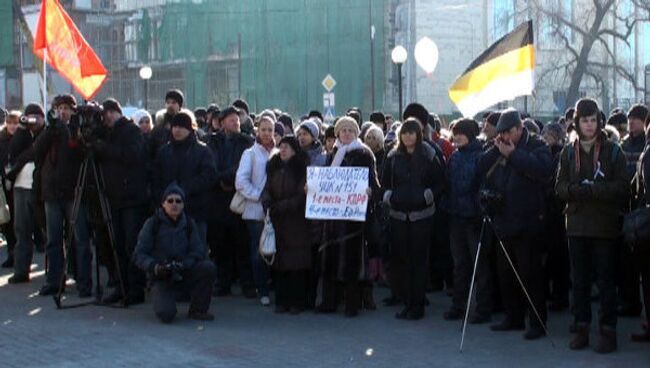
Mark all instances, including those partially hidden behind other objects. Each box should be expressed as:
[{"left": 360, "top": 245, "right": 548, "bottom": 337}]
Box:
[
  {"left": 259, "top": 210, "right": 276, "bottom": 265},
  {"left": 230, "top": 149, "right": 256, "bottom": 215}
]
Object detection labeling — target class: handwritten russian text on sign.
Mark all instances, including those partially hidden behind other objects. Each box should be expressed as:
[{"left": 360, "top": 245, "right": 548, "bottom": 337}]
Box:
[{"left": 306, "top": 167, "right": 369, "bottom": 222}]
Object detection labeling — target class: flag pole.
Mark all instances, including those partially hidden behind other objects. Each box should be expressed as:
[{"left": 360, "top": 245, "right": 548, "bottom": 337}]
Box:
[{"left": 43, "top": 49, "right": 47, "bottom": 109}]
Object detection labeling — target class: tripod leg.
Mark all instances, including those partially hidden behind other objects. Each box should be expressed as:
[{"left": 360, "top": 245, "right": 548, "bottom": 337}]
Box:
[
  {"left": 487, "top": 216, "right": 555, "bottom": 348},
  {"left": 459, "top": 218, "right": 486, "bottom": 353}
]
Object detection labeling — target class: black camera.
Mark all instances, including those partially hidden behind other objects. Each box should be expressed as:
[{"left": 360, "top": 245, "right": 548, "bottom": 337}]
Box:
[
  {"left": 479, "top": 189, "right": 504, "bottom": 214},
  {"left": 163, "top": 260, "right": 184, "bottom": 282},
  {"left": 72, "top": 101, "right": 104, "bottom": 143}
]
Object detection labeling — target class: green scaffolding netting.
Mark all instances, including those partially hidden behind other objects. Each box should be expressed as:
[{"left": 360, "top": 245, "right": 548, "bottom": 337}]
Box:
[{"left": 153, "top": 0, "right": 385, "bottom": 116}]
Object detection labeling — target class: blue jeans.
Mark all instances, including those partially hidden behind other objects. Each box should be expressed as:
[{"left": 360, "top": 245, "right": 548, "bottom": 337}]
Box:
[
  {"left": 13, "top": 188, "right": 35, "bottom": 277},
  {"left": 44, "top": 200, "right": 91, "bottom": 291},
  {"left": 245, "top": 220, "right": 269, "bottom": 297}
]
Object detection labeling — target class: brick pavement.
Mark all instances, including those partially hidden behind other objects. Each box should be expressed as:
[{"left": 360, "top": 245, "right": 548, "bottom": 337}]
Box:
[{"left": 0, "top": 250, "right": 648, "bottom": 367}]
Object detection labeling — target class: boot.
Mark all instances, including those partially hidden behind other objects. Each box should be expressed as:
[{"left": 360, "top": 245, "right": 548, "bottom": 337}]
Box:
[
  {"left": 569, "top": 324, "right": 589, "bottom": 350},
  {"left": 593, "top": 328, "right": 617, "bottom": 354},
  {"left": 361, "top": 286, "right": 376, "bottom": 311}
]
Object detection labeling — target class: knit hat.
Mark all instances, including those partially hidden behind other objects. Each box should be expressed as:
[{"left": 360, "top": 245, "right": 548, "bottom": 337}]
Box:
[
  {"left": 541, "top": 122, "right": 566, "bottom": 143},
  {"left": 219, "top": 106, "right": 240, "bottom": 121},
  {"left": 102, "top": 98, "right": 122, "bottom": 115},
  {"left": 165, "top": 89, "right": 184, "bottom": 107},
  {"left": 131, "top": 109, "right": 152, "bottom": 125},
  {"left": 24, "top": 103, "right": 45, "bottom": 118},
  {"left": 298, "top": 119, "right": 319, "bottom": 139},
  {"left": 451, "top": 118, "right": 480, "bottom": 141},
  {"left": 334, "top": 116, "right": 360, "bottom": 138},
  {"left": 259, "top": 109, "right": 277, "bottom": 123},
  {"left": 495, "top": 108, "right": 522, "bottom": 133},
  {"left": 274, "top": 122, "right": 285, "bottom": 137},
  {"left": 628, "top": 104, "right": 649, "bottom": 121},
  {"left": 606, "top": 111, "right": 627, "bottom": 128},
  {"left": 485, "top": 112, "right": 501, "bottom": 127},
  {"left": 170, "top": 111, "right": 193, "bottom": 131},
  {"left": 53, "top": 94, "right": 77, "bottom": 109},
  {"left": 194, "top": 108, "right": 207, "bottom": 119},
  {"left": 162, "top": 182, "right": 186, "bottom": 203},
  {"left": 402, "top": 102, "right": 429, "bottom": 128},
  {"left": 232, "top": 99, "right": 250, "bottom": 115},
  {"left": 279, "top": 135, "right": 301, "bottom": 154}
]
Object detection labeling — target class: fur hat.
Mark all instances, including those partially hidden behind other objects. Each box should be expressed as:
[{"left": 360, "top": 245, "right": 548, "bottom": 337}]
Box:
[{"left": 334, "top": 116, "right": 360, "bottom": 138}]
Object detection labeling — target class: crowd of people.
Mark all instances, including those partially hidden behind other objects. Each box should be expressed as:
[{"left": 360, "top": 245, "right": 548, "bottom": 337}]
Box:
[{"left": 0, "top": 89, "right": 649, "bottom": 354}]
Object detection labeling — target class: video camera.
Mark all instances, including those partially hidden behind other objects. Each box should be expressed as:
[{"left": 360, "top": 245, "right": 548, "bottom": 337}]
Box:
[
  {"left": 73, "top": 101, "right": 104, "bottom": 143},
  {"left": 19, "top": 116, "right": 38, "bottom": 125},
  {"left": 479, "top": 189, "right": 504, "bottom": 215}
]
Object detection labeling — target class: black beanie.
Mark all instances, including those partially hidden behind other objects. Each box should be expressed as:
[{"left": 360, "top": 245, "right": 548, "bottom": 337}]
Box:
[
  {"left": 101, "top": 98, "right": 122, "bottom": 114},
  {"left": 402, "top": 103, "right": 429, "bottom": 128},
  {"left": 232, "top": 99, "right": 249, "bottom": 115},
  {"left": 24, "top": 103, "right": 45, "bottom": 118},
  {"left": 486, "top": 112, "right": 501, "bottom": 127},
  {"left": 165, "top": 89, "right": 184, "bottom": 107},
  {"left": 495, "top": 108, "right": 522, "bottom": 133},
  {"left": 452, "top": 118, "right": 480, "bottom": 141},
  {"left": 170, "top": 111, "right": 193, "bottom": 131},
  {"left": 628, "top": 104, "right": 649, "bottom": 121}
]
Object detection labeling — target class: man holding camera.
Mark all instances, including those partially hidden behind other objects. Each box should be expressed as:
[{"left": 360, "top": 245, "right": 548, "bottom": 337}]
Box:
[
  {"left": 133, "top": 183, "right": 216, "bottom": 323},
  {"left": 477, "top": 108, "right": 553, "bottom": 340},
  {"left": 33, "top": 94, "right": 92, "bottom": 297},
  {"left": 92, "top": 98, "right": 150, "bottom": 305},
  {"left": 6, "top": 104, "right": 45, "bottom": 283}
]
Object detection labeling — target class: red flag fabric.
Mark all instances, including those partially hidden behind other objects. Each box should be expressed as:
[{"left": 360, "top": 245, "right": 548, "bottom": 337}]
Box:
[{"left": 33, "top": 0, "right": 108, "bottom": 100}]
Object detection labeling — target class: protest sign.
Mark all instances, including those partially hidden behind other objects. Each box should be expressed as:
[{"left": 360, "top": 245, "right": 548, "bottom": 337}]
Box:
[{"left": 305, "top": 166, "right": 369, "bottom": 221}]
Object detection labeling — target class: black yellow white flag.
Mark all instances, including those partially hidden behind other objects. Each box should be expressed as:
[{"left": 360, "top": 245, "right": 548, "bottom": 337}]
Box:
[{"left": 449, "top": 21, "right": 535, "bottom": 117}]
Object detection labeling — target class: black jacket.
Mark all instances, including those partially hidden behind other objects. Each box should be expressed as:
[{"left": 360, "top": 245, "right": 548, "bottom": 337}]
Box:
[
  {"left": 0, "top": 127, "right": 12, "bottom": 179},
  {"left": 152, "top": 134, "right": 217, "bottom": 222},
  {"left": 382, "top": 143, "right": 443, "bottom": 217},
  {"left": 33, "top": 120, "right": 85, "bottom": 202},
  {"left": 478, "top": 128, "right": 553, "bottom": 238},
  {"left": 206, "top": 131, "right": 254, "bottom": 222},
  {"left": 95, "top": 117, "right": 150, "bottom": 209}
]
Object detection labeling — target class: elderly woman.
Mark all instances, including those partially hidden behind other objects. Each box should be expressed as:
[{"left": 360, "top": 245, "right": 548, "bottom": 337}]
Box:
[
  {"left": 235, "top": 116, "right": 278, "bottom": 306},
  {"left": 317, "top": 117, "right": 379, "bottom": 317},
  {"left": 382, "top": 119, "right": 443, "bottom": 320},
  {"left": 261, "top": 136, "right": 311, "bottom": 314}
]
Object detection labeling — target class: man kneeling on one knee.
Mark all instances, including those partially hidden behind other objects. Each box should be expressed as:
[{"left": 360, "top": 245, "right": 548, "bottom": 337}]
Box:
[{"left": 133, "top": 182, "right": 216, "bottom": 323}]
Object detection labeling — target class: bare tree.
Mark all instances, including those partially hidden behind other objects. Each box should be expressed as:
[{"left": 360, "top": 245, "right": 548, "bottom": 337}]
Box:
[{"left": 532, "top": 0, "right": 650, "bottom": 108}]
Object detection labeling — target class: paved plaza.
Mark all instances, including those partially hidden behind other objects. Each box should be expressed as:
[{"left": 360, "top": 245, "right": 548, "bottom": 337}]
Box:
[{"left": 0, "top": 248, "right": 648, "bottom": 368}]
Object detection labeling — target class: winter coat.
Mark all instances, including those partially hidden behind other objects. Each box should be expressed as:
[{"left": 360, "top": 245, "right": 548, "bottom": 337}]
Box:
[
  {"left": 7, "top": 126, "right": 41, "bottom": 183},
  {"left": 94, "top": 117, "right": 150, "bottom": 209},
  {"left": 152, "top": 134, "right": 217, "bottom": 222},
  {"left": 33, "top": 119, "right": 85, "bottom": 202},
  {"left": 235, "top": 142, "right": 277, "bottom": 221},
  {"left": 382, "top": 143, "right": 443, "bottom": 221},
  {"left": 622, "top": 133, "right": 645, "bottom": 181},
  {"left": 477, "top": 128, "right": 553, "bottom": 238},
  {"left": 206, "top": 131, "right": 254, "bottom": 223},
  {"left": 446, "top": 139, "right": 482, "bottom": 219},
  {"left": 133, "top": 208, "right": 206, "bottom": 273},
  {"left": 0, "top": 127, "right": 12, "bottom": 176},
  {"left": 148, "top": 113, "right": 172, "bottom": 160},
  {"left": 321, "top": 145, "right": 379, "bottom": 282},
  {"left": 305, "top": 141, "right": 327, "bottom": 167},
  {"left": 556, "top": 131, "right": 628, "bottom": 239},
  {"left": 261, "top": 152, "right": 312, "bottom": 271}
]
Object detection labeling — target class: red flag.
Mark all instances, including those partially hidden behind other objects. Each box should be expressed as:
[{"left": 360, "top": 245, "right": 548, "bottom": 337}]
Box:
[{"left": 34, "top": 0, "right": 108, "bottom": 100}]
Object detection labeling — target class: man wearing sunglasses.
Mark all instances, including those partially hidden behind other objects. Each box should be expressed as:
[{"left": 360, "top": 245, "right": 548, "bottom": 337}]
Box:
[{"left": 134, "top": 183, "right": 216, "bottom": 323}]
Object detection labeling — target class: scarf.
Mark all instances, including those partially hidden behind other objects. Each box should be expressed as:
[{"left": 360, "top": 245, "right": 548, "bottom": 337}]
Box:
[
  {"left": 575, "top": 136, "right": 601, "bottom": 176},
  {"left": 331, "top": 138, "right": 364, "bottom": 167}
]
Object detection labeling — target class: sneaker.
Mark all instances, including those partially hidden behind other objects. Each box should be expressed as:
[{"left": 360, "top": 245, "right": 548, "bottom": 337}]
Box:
[
  {"left": 260, "top": 296, "right": 271, "bottom": 307},
  {"left": 8, "top": 274, "right": 30, "bottom": 284}
]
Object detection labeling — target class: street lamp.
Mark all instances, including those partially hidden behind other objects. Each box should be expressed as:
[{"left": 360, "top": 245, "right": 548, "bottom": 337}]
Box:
[
  {"left": 139, "top": 65, "right": 152, "bottom": 111},
  {"left": 391, "top": 45, "right": 407, "bottom": 119}
]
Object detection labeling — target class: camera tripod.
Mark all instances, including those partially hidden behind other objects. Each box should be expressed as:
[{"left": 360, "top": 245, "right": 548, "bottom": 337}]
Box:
[
  {"left": 459, "top": 214, "right": 554, "bottom": 352},
  {"left": 53, "top": 152, "right": 127, "bottom": 309}
]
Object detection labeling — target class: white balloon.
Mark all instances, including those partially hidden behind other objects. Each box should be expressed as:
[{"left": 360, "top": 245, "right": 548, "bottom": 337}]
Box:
[{"left": 414, "top": 37, "right": 439, "bottom": 74}]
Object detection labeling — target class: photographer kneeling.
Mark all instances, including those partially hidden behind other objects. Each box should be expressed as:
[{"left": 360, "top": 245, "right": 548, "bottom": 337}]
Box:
[{"left": 133, "top": 183, "right": 216, "bottom": 323}]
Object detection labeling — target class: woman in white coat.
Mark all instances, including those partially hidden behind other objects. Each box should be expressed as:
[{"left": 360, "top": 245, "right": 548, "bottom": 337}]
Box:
[{"left": 235, "top": 116, "right": 278, "bottom": 306}]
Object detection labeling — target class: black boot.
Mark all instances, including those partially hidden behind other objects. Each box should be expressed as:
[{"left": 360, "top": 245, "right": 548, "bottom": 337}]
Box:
[
  {"left": 569, "top": 324, "right": 589, "bottom": 350},
  {"left": 594, "top": 328, "right": 617, "bottom": 354}
]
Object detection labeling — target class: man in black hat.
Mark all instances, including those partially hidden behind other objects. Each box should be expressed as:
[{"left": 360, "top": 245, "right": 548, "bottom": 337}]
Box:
[
  {"left": 477, "top": 107, "right": 553, "bottom": 340},
  {"left": 206, "top": 106, "right": 255, "bottom": 297},
  {"left": 152, "top": 111, "right": 217, "bottom": 245},
  {"left": 149, "top": 89, "right": 184, "bottom": 159},
  {"left": 33, "top": 94, "right": 94, "bottom": 297},
  {"left": 6, "top": 103, "right": 46, "bottom": 283},
  {"left": 91, "top": 98, "right": 150, "bottom": 304}
]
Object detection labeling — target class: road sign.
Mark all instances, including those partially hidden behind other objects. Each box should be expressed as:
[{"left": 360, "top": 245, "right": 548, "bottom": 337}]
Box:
[
  {"left": 323, "top": 92, "right": 335, "bottom": 108},
  {"left": 322, "top": 74, "right": 336, "bottom": 92},
  {"left": 324, "top": 107, "right": 336, "bottom": 122}
]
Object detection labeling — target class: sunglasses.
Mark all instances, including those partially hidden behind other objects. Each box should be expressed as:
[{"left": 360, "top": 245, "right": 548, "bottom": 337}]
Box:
[{"left": 165, "top": 198, "right": 183, "bottom": 204}]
